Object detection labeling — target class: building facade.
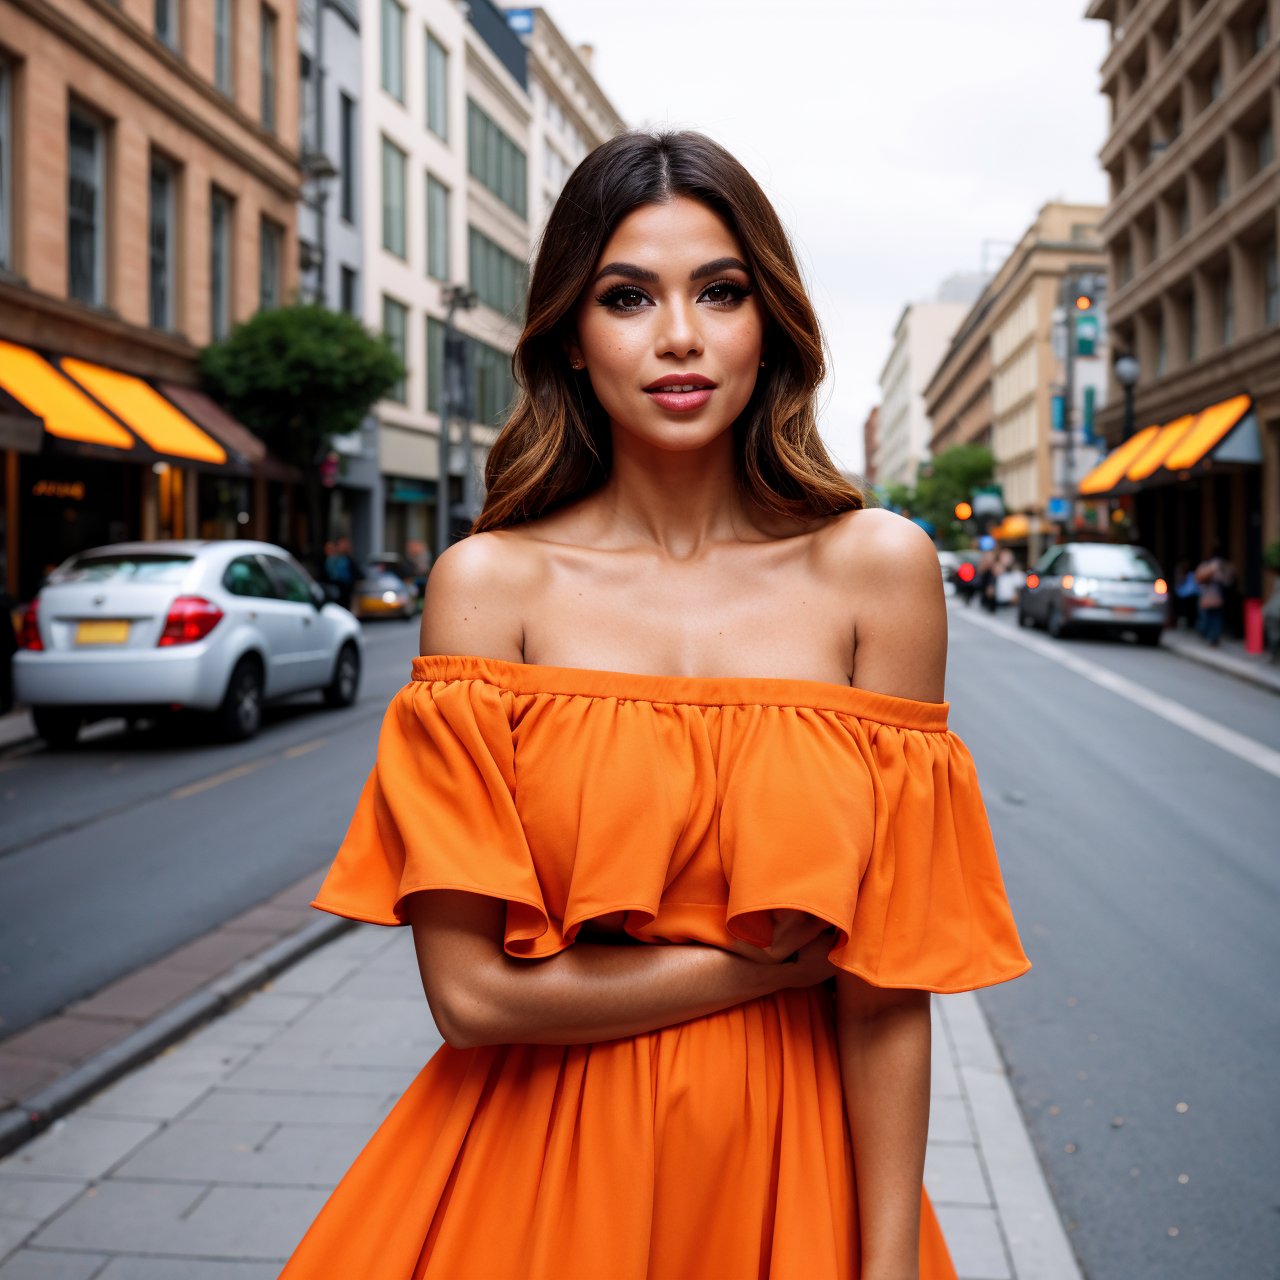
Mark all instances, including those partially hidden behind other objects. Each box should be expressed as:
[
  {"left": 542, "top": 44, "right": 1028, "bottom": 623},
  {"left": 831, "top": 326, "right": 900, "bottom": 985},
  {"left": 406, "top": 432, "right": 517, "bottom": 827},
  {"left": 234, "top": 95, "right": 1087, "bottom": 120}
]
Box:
[
  {"left": 298, "top": 0, "right": 383, "bottom": 559},
  {"left": 861, "top": 405, "right": 879, "bottom": 486},
  {"left": 0, "top": 0, "right": 302, "bottom": 599},
  {"left": 875, "top": 288, "right": 977, "bottom": 488},
  {"left": 1084, "top": 0, "right": 1280, "bottom": 611},
  {"left": 925, "top": 204, "right": 1108, "bottom": 560},
  {"left": 507, "top": 7, "right": 624, "bottom": 235}
]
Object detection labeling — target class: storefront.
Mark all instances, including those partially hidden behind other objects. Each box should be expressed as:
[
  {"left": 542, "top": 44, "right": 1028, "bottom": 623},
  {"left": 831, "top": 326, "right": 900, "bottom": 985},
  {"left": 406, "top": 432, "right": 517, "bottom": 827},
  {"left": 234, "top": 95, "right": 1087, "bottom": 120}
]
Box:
[
  {"left": 1078, "top": 393, "right": 1268, "bottom": 632},
  {"left": 0, "top": 340, "right": 288, "bottom": 600}
]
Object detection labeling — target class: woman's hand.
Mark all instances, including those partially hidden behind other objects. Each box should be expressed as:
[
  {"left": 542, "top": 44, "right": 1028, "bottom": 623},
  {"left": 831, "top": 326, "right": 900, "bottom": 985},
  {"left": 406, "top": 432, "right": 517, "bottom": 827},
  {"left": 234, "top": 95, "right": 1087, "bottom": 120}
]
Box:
[{"left": 724, "top": 909, "right": 832, "bottom": 965}]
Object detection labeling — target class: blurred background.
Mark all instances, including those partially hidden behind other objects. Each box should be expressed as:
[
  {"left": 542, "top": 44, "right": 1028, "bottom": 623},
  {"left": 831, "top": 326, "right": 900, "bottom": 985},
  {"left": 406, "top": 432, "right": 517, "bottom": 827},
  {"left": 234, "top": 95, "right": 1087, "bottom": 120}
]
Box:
[{"left": 0, "top": 2, "right": 1276, "bottom": 1279}]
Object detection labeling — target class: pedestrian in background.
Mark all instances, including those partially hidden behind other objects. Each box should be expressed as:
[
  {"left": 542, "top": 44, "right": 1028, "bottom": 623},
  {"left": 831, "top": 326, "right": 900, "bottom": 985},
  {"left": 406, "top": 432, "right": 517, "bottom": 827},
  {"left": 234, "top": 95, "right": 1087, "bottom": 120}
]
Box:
[
  {"left": 324, "top": 536, "right": 360, "bottom": 611},
  {"left": 1194, "top": 546, "right": 1233, "bottom": 647},
  {"left": 1172, "top": 559, "right": 1199, "bottom": 630},
  {"left": 282, "top": 130, "right": 1028, "bottom": 1280}
]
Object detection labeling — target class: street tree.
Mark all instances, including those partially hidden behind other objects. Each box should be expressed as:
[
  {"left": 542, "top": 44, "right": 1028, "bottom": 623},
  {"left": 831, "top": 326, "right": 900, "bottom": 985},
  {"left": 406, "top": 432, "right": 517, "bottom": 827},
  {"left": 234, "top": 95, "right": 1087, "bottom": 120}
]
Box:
[
  {"left": 914, "top": 445, "right": 996, "bottom": 547},
  {"left": 199, "top": 303, "right": 404, "bottom": 560}
]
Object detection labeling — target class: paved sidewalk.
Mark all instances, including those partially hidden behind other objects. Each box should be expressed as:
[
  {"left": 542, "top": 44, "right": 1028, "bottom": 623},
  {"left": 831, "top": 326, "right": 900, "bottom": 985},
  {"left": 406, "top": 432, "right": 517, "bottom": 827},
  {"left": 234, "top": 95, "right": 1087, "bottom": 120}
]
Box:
[
  {"left": 0, "top": 926, "right": 1082, "bottom": 1280},
  {"left": 1158, "top": 626, "right": 1280, "bottom": 694}
]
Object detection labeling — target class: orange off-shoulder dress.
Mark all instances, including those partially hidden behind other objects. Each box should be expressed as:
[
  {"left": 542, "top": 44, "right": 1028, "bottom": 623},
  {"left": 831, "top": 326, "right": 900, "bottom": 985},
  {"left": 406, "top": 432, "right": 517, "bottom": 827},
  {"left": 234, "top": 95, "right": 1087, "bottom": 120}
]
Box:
[{"left": 282, "top": 655, "right": 1030, "bottom": 1280}]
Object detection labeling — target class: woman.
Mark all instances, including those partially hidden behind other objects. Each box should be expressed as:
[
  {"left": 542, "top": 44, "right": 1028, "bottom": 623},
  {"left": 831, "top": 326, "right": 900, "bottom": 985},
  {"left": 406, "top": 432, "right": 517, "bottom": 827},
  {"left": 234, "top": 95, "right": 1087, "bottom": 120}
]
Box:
[{"left": 283, "top": 131, "right": 1029, "bottom": 1280}]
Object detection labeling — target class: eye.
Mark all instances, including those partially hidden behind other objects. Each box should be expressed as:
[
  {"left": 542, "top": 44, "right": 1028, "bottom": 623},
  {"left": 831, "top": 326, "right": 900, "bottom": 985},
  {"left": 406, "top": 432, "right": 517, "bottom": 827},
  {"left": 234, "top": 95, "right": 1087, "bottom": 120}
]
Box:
[
  {"left": 699, "top": 279, "right": 753, "bottom": 308},
  {"left": 596, "top": 284, "right": 652, "bottom": 313}
]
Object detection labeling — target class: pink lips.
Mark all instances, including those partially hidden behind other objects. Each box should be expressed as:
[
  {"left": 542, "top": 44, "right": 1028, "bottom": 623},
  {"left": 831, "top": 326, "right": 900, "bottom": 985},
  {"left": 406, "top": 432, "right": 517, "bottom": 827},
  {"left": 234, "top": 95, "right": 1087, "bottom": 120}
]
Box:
[{"left": 643, "top": 374, "right": 717, "bottom": 414}]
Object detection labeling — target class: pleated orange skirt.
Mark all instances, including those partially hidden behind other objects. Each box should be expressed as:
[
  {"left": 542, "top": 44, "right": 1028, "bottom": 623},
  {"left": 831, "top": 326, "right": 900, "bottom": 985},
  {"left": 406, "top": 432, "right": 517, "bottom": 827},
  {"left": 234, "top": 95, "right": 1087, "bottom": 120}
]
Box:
[{"left": 281, "top": 984, "right": 956, "bottom": 1279}]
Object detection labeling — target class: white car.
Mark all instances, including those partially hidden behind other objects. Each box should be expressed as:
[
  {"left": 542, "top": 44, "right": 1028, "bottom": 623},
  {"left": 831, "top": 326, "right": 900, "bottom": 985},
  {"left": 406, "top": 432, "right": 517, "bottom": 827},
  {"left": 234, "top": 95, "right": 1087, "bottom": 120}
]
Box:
[{"left": 14, "top": 540, "right": 363, "bottom": 747}]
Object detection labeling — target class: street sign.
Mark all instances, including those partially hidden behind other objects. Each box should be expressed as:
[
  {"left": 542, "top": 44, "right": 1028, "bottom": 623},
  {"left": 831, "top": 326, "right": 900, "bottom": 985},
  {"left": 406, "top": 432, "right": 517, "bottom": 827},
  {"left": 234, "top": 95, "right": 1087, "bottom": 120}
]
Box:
[
  {"left": 1046, "top": 496, "right": 1070, "bottom": 521},
  {"left": 1051, "top": 394, "right": 1065, "bottom": 431},
  {"left": 1077, "top": 314, "right": 1099, "bottom": 356}
]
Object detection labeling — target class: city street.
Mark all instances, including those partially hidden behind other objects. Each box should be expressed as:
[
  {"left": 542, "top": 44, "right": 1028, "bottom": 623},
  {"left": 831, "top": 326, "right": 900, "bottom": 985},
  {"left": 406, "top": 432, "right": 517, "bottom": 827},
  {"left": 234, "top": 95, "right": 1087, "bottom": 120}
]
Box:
[
  {"left": 950, "top": 603, "right": 1278, "bottom": 1280},
  {"left": 2, "top": 604, "right": 1277, "bottom": 1280},
  {"left": 0, "top": 618, "right": 421, "bottom": 1039}
]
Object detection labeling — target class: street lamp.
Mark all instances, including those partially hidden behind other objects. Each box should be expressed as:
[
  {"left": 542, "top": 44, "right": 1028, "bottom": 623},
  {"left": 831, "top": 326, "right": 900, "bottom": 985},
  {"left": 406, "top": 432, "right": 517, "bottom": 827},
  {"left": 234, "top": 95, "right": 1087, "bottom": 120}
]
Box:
[
  {"left": 435, "top": 284, "right": 479, "bottom": 556},
  {"left": 1114, "top": 356, "right": 1141, "bottom": 441}
]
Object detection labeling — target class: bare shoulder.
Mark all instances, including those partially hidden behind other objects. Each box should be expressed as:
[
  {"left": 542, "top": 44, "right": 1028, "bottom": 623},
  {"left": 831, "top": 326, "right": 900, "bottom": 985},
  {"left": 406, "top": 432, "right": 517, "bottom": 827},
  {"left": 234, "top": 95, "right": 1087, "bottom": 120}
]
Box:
[
  {"left": 419, "top": 530, "right": 545, "bottom": 661},
  {"left": 817, "top": 507, "right": 948, "bottom": 702}
]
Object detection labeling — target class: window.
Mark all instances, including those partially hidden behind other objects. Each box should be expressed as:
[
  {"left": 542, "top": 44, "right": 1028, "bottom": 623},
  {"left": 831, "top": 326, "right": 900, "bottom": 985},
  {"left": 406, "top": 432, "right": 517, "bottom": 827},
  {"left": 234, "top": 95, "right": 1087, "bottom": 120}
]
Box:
[
  {"left": 426, "top": 32, "right": 448, "bottom": 139},
  {"left": 1213, "top": 165, "right": 1228, "bottom": 208},
  {"left": 382, "top": 295, "right": 407, "bottom": 402},
  {"left": 381, "top": 136, "right": 407, "bottom": 257},
  {"left": 260, "top": 4, "right": 278, "bottom": 132},
  {"left": 1209, "top": 67, "right": 1223, "bottom": 101},
  {"left": 1155, "top": 315, "right": 1167, "bottom": 375},
  {"left": 259, "top": 217, "right": 282, "bottom": 310},
  {"left": 299, "top": 52, "right": 317, "bottom": 153},
  {"left": 471, "top": 337, "right": 515, "bottom": 426},
  {"left": 263, "top": 555, "right": 314, "bottom": 603},
  {"left": 148, "top": 155, "right": 176, "bottom": 329},
  {"left": 339, "top": 92, "right": 356, "bottom": 223},
  {"left": 1256, "top": 12, "right": 1270, "bottom": 52},
  {"left": 155, "top": 0, "right": 180, "bottom": 51},
  {"left": 1186, "top": 289, "right": 1198, "bottom": 363},
  {"left": 210, "top": 188, "right": 234, "bottom": 340},
  {"left": 1220, "top": 272, "right": 1234, "bottom": 345},
  {"left": 426, "top": 175, "right": 449, "bottom": 280},
  {"left": 0, "top": 58, "right": 11, "bottom": 272},
  {"left": 380, "top": 0, "right": 404, "bottom": 102},
  {"left": 468, "top": 226, "right": 526, "bottom": 316},
  {"left": 466, "top": 100, "right": 527, "bottom": 218},
  {"left": 214, "top": 0, "right": 234, "bottom": 93},
  {"left": 223, "top": 555, "right": 275, "bottom": 598},
  {"left": 427, "top": 315, "right": 444, "bottom": 414},
  {"left": 67, "top": 108, "right": 106, "bottom": 306},
  {"left": 1266, "top": 240, "right": 1279, "bottom": 327},
  {"left": 1257, "top": 122, "right": 1275, "bottom": 172},
  {"left": 340, "top": 264, "right": 358, "bottom": 316}
]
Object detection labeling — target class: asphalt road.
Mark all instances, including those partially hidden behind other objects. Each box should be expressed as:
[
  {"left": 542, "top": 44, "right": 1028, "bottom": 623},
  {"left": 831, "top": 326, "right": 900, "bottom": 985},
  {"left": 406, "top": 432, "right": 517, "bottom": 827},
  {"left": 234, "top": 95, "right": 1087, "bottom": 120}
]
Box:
[
  {"left": 0, "top": 617, "right": 421, "bottom": 1039},
  {"left": 948, "top": 603, "right": 1279, "bottom": 1280}
]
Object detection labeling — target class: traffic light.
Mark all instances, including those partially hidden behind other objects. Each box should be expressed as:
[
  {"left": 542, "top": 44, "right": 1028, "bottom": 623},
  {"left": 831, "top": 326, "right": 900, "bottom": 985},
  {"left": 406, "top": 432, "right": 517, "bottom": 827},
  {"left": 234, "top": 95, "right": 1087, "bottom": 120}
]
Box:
[
  {"left": 1074, "top": 292, "right": 1093, "bottom": 311},
  {"left": 954, "top": 501, "right": 973, "bottom": 521}
]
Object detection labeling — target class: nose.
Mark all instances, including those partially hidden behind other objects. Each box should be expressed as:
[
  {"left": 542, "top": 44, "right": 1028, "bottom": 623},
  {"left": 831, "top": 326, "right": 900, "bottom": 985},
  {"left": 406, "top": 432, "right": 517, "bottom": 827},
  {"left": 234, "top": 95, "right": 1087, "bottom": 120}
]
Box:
[{"left": 655, "top": 297, "right": 703, "bottom": 361}]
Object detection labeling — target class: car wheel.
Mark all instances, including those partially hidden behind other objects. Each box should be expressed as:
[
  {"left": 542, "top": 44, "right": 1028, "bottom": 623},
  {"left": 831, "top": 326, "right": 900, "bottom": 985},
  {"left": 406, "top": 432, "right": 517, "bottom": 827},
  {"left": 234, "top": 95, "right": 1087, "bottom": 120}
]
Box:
[
  {"left": 1047, "top": 604, "right": 1070, "bottom": 640},
  {"left": 324, "top": 642, "right": 361, "bottom": 708},
  {"left": 216, "top": 657, "right": 264, "bottom": 741},
  {"left": 32, "top": 707, "right": 82, "bottom": 750},
  {"left": 1136, "top": 627, "right": 1163, "bottom": 648},
  {"left": 1017, "top": 608, "right": 1035, "bottom": 629}
]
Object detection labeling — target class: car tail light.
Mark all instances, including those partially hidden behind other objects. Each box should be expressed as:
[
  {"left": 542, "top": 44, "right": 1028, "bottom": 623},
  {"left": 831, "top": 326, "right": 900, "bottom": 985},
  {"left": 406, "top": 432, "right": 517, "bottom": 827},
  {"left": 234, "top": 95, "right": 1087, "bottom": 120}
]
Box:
[
  {"left": 158, "top": 596, "right": 223, "bottom": 647},
  {"left": 958, "top": 563, "right": 975, "bottom": 583},
  {"left": 1061, "top": 574, "right": 1074, "bottom": 590},
  {"left": 18, "top": 599, "right": 43, "bottom": 651},
  {"left": 1154, "top": 578, "right": 1168, "bottom": 595},
  {"left": 1025, "top": 573, "right": 1040, "bottom": 589}
]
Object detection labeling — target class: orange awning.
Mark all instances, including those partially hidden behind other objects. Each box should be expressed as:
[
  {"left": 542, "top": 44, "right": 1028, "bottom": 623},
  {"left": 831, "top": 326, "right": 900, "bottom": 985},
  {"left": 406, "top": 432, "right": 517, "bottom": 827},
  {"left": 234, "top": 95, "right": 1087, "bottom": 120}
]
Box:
[
  {"left": 0, "top": 339, "right": 136, "bottom": 451},
  {"left": 62, "top": 357, "right": 227, "bottom": 465},
  {"left": 1077, "top": 394, "right": 1256, "bottom": 497}
]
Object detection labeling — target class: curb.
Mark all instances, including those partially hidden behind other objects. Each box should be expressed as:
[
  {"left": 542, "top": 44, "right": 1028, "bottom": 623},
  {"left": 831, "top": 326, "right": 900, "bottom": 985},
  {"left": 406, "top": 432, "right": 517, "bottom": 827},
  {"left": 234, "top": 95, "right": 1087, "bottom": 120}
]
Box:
[
  {"left": 1158, "top": 634, "right": 1280, "bottom": 695},
  {"left": 0, "top": 914, "right": 353, "bottom": 1159}
]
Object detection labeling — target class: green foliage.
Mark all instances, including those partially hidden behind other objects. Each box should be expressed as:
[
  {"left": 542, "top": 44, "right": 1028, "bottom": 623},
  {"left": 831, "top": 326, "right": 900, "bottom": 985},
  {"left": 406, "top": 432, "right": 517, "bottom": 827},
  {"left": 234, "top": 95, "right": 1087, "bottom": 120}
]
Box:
[
  {"left": 1264, "top": 540, "right": 1280, "bottom": 574},
  {"left": 886, "top": 445, "right": 997, "bottom": 549},
  {"left": 199, "top": 304, "right": 405, "bottom": 468}
]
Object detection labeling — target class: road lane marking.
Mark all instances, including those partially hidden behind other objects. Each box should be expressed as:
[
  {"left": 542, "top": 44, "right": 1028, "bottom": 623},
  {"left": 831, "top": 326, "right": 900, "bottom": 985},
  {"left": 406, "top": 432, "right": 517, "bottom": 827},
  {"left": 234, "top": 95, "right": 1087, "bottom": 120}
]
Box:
[
  {"left": 954, "top": 607, "right": 1280, "bottom": 781},
  {"left": 284, "top": 736, "right": 329, "bottom": 759},
  {"left": 170, "top": 762, "right": 261, "bottom": 800}
]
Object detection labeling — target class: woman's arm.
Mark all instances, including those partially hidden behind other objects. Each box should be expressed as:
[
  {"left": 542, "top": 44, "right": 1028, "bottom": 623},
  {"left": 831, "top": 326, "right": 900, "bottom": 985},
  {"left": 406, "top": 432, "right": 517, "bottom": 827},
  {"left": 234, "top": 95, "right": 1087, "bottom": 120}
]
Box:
[
  {"left": 831, "top": 510, "right": 949, "bottom": 1279},
  {"left": 406, "top": 890, "right": 833, "bottom": 1049},
  {"left": 836, "top": 976, "right": 931, "bottom": 1280}
]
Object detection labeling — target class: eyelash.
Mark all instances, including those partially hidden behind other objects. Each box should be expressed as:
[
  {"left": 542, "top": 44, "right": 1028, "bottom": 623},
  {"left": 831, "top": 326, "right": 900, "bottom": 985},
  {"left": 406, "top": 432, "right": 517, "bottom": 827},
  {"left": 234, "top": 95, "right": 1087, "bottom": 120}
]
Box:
[{"left": 594, "top": 279, "right": 754, "bottom": 313}]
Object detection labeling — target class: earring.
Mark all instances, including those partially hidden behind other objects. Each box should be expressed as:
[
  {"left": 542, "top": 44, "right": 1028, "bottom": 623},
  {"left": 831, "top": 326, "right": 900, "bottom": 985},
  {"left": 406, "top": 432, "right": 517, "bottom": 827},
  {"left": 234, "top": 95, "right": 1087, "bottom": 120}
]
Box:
[
  {"left": 759, "top": 359, "right": 766, "bottom": 368},
  {"left": 571, "top": 360, "right": 584, "bottom": 370}
]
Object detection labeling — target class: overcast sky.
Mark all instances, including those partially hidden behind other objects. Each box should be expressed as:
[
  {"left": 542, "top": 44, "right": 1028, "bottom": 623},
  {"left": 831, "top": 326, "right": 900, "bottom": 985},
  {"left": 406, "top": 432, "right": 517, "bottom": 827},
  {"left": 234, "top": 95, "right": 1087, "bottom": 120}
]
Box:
[{"left": 540, "top": 0, "right": 1111, "bottom": 473}]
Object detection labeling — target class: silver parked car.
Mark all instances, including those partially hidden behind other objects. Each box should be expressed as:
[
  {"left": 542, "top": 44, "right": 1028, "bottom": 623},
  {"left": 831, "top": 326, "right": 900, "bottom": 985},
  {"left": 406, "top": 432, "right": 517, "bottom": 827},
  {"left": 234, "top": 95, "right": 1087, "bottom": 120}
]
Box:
[
  {"left": 1017, "top": 541, "right": 1168, "bottom": 645},
  {"left": 14, "top": 540, "right": 363, "bottom": 747}
]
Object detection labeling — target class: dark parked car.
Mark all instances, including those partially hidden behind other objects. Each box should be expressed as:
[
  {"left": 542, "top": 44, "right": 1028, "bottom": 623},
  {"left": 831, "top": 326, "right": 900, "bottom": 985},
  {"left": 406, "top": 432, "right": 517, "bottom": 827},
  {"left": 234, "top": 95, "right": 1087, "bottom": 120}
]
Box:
[{"left": 1018, "top": 542, "right": 1168, "bottom": 645}]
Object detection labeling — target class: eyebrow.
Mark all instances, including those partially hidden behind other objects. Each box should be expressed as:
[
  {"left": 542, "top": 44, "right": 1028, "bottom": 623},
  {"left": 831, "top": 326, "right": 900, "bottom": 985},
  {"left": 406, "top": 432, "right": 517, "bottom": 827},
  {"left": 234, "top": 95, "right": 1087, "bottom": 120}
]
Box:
[{"left": 592, "top": 256, "right": 751, "bottom": 286}]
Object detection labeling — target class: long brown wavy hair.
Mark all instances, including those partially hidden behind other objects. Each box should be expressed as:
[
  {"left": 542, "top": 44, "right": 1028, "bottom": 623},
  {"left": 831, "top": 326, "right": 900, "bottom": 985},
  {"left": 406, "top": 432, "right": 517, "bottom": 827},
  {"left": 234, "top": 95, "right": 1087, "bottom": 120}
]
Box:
[{"left": 472, "top": 130, "right": 863, "bottom": 533}]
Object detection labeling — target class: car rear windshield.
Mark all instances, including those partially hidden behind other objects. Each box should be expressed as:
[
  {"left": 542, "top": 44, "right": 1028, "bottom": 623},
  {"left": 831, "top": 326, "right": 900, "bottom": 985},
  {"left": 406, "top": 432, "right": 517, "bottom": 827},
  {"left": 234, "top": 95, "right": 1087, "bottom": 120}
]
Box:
[
  {"left": 52, "top": 554, "right": 194, "bottom": 585},
  {"left": 1071, "top": 545, "right": 1160, "bottom": 580}
]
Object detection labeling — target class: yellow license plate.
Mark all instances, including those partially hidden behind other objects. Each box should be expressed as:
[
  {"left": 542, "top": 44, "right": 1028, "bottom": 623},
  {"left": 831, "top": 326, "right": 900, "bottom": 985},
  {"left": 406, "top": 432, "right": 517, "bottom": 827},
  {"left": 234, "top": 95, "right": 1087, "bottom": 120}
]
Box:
[{"left": 76, "top": 620, "right": 130, "bottom": 645}]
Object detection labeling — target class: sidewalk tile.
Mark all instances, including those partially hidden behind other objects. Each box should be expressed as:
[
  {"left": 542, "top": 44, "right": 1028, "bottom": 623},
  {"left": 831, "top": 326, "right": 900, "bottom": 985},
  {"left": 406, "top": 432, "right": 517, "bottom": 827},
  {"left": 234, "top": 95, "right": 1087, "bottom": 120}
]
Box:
[
  {"left": 2, "top": 1118, "right": 158, "bottom": 1181},
  {"left": 68, "top": 966, "right": 212, "bottom": 1022},
  {"left": 0, "top": 1176, "right": 86, "bottom": 1259},
  {"left": 146, "top": 930, "right": 269, "bottom": 976},
  {"left": 261, "top": 955, "right": 361, "bottom": 997},
  {"left": 0, "top": 1059, "right": 61, "bottom": 1106},
  {"left": 220, "top": 906, "right": 312, "bottom": 937},
  {"left": 115, "top": 1120, "right": 370, "bottom": 1186},
  {"left": 934, "top": 1205, "right": 1012, "bottom": 1280},
  {"left": 0, "top": 1251, "right": 108, "bottom": 1280},
  {"left": 0, "top": 1020, "right": 132, "bottom": 1069},
  {"left": 220, "top": 1063, "right": 413, "bottom": 1096},
  {"left": 97, "top": 1259, "right": 280, "bottom": 1279},
  {"left": 214, "top": 994, "right": 311, "bottom": 1027},
  {"left": 33, "top": 1182, "right": 326, "bottom": 1259},
  {"left": 925, "top": 1144, "right": 991, "bottom": 1208},
  {"left": 929, "top": 1096, "right": 975, "bottom": 1143},
  {"left": 181, "top": 1089, "right": 389, "bottom": 1127}
]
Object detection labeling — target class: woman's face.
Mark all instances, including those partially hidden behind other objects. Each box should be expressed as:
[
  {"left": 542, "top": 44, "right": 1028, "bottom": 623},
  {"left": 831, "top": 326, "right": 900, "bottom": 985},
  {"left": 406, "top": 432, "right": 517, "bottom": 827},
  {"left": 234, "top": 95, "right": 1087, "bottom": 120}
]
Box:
[{"left": 569, "top": 196, "right": 766, "bottom": 453}]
